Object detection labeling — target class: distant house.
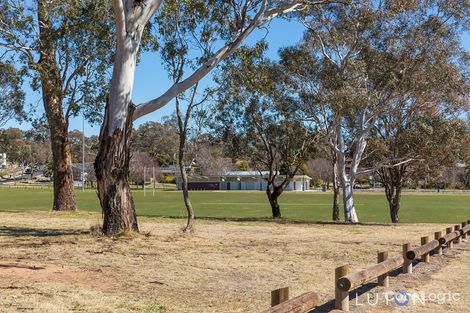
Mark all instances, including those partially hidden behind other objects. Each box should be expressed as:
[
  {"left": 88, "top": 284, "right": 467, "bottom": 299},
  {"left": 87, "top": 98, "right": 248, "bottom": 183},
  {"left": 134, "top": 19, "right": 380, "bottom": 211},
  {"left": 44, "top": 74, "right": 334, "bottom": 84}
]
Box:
[
  {"left": 0, "top": 153, "right": 6, "bottom": 168},
  {"left": 176, "top": 171, "right": 311, "bottom": 191}
]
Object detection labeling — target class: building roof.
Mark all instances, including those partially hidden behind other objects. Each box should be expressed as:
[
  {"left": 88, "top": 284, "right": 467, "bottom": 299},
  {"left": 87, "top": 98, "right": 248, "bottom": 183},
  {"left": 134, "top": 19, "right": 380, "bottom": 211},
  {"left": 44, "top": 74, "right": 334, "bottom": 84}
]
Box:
[
  {"left": 224, "top": 171, "right": 310, "bottom": 178},
  {"left": 176, "top": 174, "right": 311, "bottom": 182},
  {"left": 224, "top": 171, "right": 269, "bottom": 176}
]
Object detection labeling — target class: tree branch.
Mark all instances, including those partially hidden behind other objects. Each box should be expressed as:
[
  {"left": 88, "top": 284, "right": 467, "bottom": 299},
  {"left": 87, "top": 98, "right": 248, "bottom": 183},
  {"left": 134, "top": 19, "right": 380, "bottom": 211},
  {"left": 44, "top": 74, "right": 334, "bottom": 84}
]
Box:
[{"left": 133, "top": 0, "right": 331, "bottom": 120}]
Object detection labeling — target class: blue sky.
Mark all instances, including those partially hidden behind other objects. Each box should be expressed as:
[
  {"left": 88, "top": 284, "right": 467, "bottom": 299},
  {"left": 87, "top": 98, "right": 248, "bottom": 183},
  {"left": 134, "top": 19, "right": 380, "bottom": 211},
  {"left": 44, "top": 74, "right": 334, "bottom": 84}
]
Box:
[{"left": 3, "top": 18, "right": 470, "bottom": 136}]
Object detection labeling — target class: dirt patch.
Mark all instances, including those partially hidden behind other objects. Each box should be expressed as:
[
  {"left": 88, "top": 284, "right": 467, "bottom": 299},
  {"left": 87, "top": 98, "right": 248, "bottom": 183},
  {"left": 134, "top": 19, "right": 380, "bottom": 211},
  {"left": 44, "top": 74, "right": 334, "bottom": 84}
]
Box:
[{"left": 0, "top": 259, "right": 116, "bottom": 292}]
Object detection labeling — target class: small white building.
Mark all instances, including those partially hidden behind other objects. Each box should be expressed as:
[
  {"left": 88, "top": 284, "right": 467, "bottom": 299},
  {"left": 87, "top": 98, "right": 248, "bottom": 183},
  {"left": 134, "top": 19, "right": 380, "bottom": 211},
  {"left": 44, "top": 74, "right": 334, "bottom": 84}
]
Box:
[
  {"left": 177, "top": 171, "right": 311, "bottom": 191},
  {"left": 0, "top": 153, "right": 6, "bottom": 168}
]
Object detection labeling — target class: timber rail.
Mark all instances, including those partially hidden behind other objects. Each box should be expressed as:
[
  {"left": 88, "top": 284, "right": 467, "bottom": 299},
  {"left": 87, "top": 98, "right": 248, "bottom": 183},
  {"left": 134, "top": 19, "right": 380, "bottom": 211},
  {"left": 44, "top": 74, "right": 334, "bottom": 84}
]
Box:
[{"left": 259, "top": 219, "right": 470, "bottom": 312}]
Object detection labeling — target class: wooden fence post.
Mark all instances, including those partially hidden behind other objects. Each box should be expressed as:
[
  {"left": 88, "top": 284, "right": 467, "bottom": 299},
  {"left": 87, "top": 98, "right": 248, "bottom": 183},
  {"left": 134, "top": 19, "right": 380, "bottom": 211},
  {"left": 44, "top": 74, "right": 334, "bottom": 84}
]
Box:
[
  {"left": 454, "top": 225, "right": 461, "bottom": 244},
  {"left": 377, "top": 252, "right": 389, "bottom": 287},
  {"left": 403, "top": 243, "right": 412, "bottom": 274},
  {"left": 446, "top": 227, "right": 454, "bottom": 249},
  {"left": 271, "top": 287, "right": 289, "bottom": 307},
  {"left": 434, "top": 231, "right": 443, "bottom": 255},
  {"left": 335, "top": 264, "right": 349, "bottom": 311},
  {"left": 462, "top": 221, "right": 467, "bottom": 240},
  {"left": 421, "top": 236, "right": 430, "bottom": 262}
]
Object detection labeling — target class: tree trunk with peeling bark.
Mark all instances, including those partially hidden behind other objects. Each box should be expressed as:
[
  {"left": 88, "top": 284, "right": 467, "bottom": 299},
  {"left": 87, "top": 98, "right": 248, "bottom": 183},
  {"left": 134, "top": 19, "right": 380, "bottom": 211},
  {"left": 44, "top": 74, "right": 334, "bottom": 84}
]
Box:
[
  {"left": 94, "top": 3, "right": 143, "bottom": 234},
  {"left": 38, "top": 0, "right": 77, "bottom": 212},
  {"left": 48, "top": 110, "right": 77, "bottom": 212},
  {"left": 332, "top": 109, "right": 374, "bottom": 223},
  {"left": 335, "top": 116, "right": 361, "bottom": 223},
  {"left": 95, "top": 103, "right": 138, "bottom": 235}
]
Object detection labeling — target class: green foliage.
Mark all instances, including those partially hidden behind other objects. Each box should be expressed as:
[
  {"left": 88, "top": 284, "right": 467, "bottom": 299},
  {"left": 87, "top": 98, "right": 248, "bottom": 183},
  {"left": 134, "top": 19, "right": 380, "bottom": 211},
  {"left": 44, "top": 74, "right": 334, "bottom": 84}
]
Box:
[
  {"left": 311, "top": 177, "right": 323, "bottom": 187},
  {"left": 155, "top": 0, "right": 233, "bottom": 76},
  {"left": 0, "top": 62, "right": 25, "bottom": 126},
  {"left": 161, "top": 175, "right": 176, "bottom": 184},
  {"left": 213, "top": 44, "right": 318, "bottom": 180},
  {"left": 133, "top": 121, "right": 179, "bottom": 167},
  {"left": 0, "top": 0, "right": 115, "bottom": 124},
  {"left": 236, "top": 160, "right": 250, "bottom": 171},
  {"left": 0, "top": 128, "right": 51, "bottom": 167}
]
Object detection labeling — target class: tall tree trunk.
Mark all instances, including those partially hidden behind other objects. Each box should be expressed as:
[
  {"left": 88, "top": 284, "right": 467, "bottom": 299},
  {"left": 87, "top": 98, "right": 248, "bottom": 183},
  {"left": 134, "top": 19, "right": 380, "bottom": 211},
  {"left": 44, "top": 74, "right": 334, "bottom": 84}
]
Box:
[
  {"left": 93, "top": 19, "right": 142, "bottom": 235},
  {"left": 334, "top": 114, "right": 360, "bottom": 223},
  {"left": 179, "top": 153, "right": 194, "bottom": 232},
  {"left": 48, "top": 115, "right": 77, "bottom": 212},
  {"left": 175, "top": 93, "right": 196, "bottom": 233},
  {"left": 342, "top": 179, "right": 359, "bottom": 223},
  {"left": 389, "top": 190, "right": 401, "bottom": 223},
  {"left": 332, "top": 182, "right": 340, "bottom": 221},
  {"left": 38, "top": 0, "right": 76, "bottom": 212},
  {"left": 331, "top": 152, "right": 340, "bottom": 221},
  {"left": 337, "top": 149, "right": 359, "bottom": 223}
]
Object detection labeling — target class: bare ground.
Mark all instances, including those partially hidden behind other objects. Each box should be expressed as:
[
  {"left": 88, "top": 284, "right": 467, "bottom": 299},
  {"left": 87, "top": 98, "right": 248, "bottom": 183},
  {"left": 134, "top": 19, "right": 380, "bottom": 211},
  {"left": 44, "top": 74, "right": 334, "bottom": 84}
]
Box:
[{"left": 0, "top": 212, "right": 468, "bottom": 313}]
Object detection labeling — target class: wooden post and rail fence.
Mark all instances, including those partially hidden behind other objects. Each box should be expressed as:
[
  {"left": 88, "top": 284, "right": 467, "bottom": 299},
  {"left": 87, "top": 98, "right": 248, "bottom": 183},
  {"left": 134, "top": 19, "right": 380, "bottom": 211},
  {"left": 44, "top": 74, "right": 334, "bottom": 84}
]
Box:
[{"left": 259, "top": 219, "right": 470, "bottom": 313}]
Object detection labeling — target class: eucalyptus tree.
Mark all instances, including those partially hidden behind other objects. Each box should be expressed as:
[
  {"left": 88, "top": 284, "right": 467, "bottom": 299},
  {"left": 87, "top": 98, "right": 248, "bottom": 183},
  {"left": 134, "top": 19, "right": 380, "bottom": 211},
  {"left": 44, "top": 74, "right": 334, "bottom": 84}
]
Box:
[
  {"left": 95, "top": 0, "right": 338, "bottom": 235},
  {"left": 279, "top": 46, "right": 343, "bottom": 220},
  {"left": 370, "top": 116, "right": 469, "bottom": 223},
  {"left": 280, "top": 2, "right": 384, "bottom": 223},
  {"left": 0, "top": 1, "right": 113, "bottom": 211},
  {"left": 213, "top": 46, "right": 317, "bottom": 218},
  {"left": 0, "top": 62, "right": 24, "bottom": 126},
  {"left": 293, "top": 0, "right": 469, "bottom": 222},
  {"left": 357, "top": 0, "right": 469, "bottom": 222},
  {"left": 154, "top": 1, "right": 222, "bottom": 232},
  {"left": 174, "top": 97, "right": 207, "bottom": 232}
]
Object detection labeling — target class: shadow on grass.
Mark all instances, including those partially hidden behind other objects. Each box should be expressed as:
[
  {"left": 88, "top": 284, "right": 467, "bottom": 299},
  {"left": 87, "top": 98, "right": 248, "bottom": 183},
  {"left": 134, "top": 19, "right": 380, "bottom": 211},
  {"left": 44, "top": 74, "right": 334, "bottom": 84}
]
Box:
[
  {"left": 0, "top": 263, "right": 45, "bottom": 270},
  {"left": 0, "top": 226, "right": 88, "bottom": 237},
  {"left": 139, "top": 215, "right": 394, "bottom": 227}
]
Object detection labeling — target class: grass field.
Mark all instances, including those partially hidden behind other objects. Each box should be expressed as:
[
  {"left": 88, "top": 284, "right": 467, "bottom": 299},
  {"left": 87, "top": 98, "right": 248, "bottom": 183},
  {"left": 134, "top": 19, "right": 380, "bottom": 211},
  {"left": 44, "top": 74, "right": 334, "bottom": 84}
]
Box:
[{"left": 0, "top": 188, "right": 469, "bottom": 223}]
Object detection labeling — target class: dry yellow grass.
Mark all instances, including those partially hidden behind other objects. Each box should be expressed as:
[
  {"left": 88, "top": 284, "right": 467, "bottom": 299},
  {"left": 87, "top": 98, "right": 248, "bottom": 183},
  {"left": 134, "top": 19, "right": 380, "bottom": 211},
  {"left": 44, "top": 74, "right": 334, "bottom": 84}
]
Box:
[{"left": 0, "top": 211, "right": 468, "bottom": 312}]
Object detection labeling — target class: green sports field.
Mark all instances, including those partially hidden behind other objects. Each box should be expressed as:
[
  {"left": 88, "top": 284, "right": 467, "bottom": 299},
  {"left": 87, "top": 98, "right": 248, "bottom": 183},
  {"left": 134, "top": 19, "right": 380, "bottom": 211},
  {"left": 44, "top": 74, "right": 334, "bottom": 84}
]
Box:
[{"left": 0, "top": 188, "right": 469, "bottom": 223}]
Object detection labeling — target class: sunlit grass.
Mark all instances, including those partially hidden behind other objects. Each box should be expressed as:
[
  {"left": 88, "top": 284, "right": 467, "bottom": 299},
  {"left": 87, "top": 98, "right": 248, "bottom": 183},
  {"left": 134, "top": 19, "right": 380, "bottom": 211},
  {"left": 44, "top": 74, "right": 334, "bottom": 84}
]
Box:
[{"left": 0, "top": 187, "right": 469, "bottom": 223}]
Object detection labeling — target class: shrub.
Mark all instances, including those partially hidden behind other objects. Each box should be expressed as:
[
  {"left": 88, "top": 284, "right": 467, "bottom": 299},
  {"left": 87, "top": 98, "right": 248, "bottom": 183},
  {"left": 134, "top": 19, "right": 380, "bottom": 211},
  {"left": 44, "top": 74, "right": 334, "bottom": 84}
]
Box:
[{"left": 161, "top": 175, "right": 176, "bottom": 184}]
